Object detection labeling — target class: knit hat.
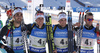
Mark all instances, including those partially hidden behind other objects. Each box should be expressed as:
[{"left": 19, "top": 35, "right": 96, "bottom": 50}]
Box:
[
  {"left": 13, "top": 8, "right": 22, "bottom": 16},
  {"left": 35, "top": 11, "right": 44, "bottom": 20},
  {"left": 58, "top": 13, "right": 67, "bottom": 21}
]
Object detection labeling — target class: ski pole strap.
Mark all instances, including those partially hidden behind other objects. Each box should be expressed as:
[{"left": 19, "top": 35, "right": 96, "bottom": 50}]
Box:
[
  {"left": 97, "top": 31, "right": 100, "bottom": 44},
  {"left": 6, "top": 29, "right": 10, "bottom": 39},
  {"left": 32, "top": 23, "right": 36, "bottom": 28},
  {"left": 31, "top": 23, "right": 36, "bottom": 31},
  {"left": 53, "top": 25, "right": 58, "bottom": 34},
  {"left": 97, "top": 31, "right": 99, "bottom": 37}
]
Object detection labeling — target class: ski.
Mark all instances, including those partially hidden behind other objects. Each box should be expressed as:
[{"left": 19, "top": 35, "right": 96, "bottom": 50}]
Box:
[
  {"left": 45, "top": 15, "right": 55, "bottom": 53},
  {"left": 13, "top": 2, "right": 15, "bottom": 10},
  {"left": 76, "top": 12, "right": 84, "bottom": 53},
  {"left": 76, "top": 12, "right": 81, "bottom": 53},
  {"left": 97, "top": 23, "right": 100, "bottom": 53},
  {"left": 10, "top": 3, "right": 13, "bottom": 15},
  {"left": 68, "top": 11, "right": 73, "bottom": 53},
  {"left": 9, "top": 3, "right": 14, "bottom": 49},
  {"left": 10, "top": 21, "right": 13, "bottom": 49},
  {"left": 21, "top": 19, "right": 30, "bottom": 53}
]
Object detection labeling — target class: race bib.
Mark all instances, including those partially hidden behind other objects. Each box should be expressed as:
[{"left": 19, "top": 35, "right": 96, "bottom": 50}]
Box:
[
  {"left": 81, "top": 37, "right": 95, "bottom": 50},
  {"left": 6, "top": 36, "right": 23, "bottom": 47},
  {"left": 54, "top": 38, "right": 68, "bottom": 48},
  {"left": 29, "top": 35, "right": 46, "bottom": 48}
]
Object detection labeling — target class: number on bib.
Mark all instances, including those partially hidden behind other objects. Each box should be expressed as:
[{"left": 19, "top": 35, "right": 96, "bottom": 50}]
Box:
[
  {"left": 38, "top": 39, "right": 42, "bottom": 44},
  {"left": 15, "top": 38, "right": 22, "bottom": 43},
  {"left": 60, "top": 39, "right": 64, "bottom": 45}
]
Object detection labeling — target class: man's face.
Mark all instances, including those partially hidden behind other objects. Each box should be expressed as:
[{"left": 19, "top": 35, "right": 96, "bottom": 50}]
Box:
[
  {"left": 58, "top": 18, "right": 66, "bottom": 27},
  {"left": 35, "top": 17, "right": 44, "bottom": 26},
  {"left": 85, "top": 15, "right": 93, "bottom": 26},
  {"left": 14, "top": 12, "right": 23, "bottom": 23}
]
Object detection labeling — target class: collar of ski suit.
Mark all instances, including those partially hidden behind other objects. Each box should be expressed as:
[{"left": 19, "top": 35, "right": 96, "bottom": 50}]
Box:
[
  {"left": 84, "top": 25, "right": 94, "bottom": 30},
  {"left": 58, "top": 24, "right": 68, "bottom": 29},
  {"left": 36, "top": 23, "right": 45, "bottom": 29}
]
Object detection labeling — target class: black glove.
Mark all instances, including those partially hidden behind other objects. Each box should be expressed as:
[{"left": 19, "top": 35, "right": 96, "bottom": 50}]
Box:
[
  {"left": 2, "top": 38, "right": 6, "bottom": 44},
  {"left": 4, "top": 46, "right": 14, "bottom": 53}
]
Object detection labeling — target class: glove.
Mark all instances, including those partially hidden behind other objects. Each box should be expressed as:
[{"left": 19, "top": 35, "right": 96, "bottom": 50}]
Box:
[
  {"left": 4, "top": 46, "right": 14, "bottom": 53},
  {"left": 2, "top": 38, "right": 6, "bottom": 44},
  {"left": 7, "top": 21, "right": 15, "bottom": 30}
]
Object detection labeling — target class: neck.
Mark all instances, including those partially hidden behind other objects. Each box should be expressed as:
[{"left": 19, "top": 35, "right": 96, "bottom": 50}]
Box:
[
  {"left": 39, "top": 25, "right": 43, "bottom": 28},
  {"left": 14, "top": 21, "right": 21, "bottom": 27},
  {"left": 60, "top": 25, "right": 66, "bottom": 27},
  {"left": 85, "top": 24, "right": 92, "bottom": 27},
  {"left": 36, "top": 23, "right": 43, "bottom": 28}
]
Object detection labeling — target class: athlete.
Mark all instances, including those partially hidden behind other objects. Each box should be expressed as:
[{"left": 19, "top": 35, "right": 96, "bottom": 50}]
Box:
[
  {"left": 0, "top": 7, "right": 25, "bottom": 53},
  {"left": 53, "top": 12, "right": 76, "bottom": 53},
  {"left": 27, "top": 11, "right": 57, "bottom": 53},
  {"left": 75, "top": 12, "right": 98, "bottom": 53}
]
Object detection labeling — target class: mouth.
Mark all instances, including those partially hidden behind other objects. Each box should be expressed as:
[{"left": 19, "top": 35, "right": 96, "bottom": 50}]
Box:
[{"left": 17, "top": 18, "right": 22, "bottom": 21}]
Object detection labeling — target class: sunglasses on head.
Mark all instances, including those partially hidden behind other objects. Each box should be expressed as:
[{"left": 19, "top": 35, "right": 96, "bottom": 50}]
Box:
[
  {"left": 36, "top": 13, "right": 44, "bottom": 16},
  {"left": 15, "top": 7, "right": 22, "bottom": 10},
  {"left": 87, "top": 19, "right": 94, "bottom": 21}
]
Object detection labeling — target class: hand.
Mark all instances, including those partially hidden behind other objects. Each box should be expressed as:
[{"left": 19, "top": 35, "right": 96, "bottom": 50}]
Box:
[
  {"left": 2, "top": 38, "right": 6, "bottom": 44},
  {"left": 73, "top": 22, "right": 81, "bottom": 27},
  {"left": 53, "top": 49, "right": 57, "bottom": 53},
  {"left": 4, "top": 46, "right": 14, "bottom": 53},
  {"left": 7, "top": 22, "right": 13, "bottom": 29},
  {"left": 96, "top": 23, "right": 99, "bottom": 32},
  {"left": 73, "top": 51, "right": 76, "bottom": 53},
  {"left": 7, "top": 21, "right": 15, "bottom": 30}
]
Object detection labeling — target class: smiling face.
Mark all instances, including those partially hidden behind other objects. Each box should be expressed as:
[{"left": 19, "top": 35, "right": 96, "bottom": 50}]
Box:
[
  {"left": 84, "top": 12, "right": 94, "bottom": 27},
  {"left": 85, "top": 15, "right": 93, "bottom": 26},
  {"left": 35, "top": 11, "right": 44, "bottom": 27},
  {"left": 58, "top": 12, "right": 67, "bottom": 27},
  {"left": 35, "top": 17, "right": 44, "bottom": 26},
  {"left": 58, "top": 18, "right": 66, "bottom": 27},
  {"left": 13, "top": 12, "right": 23, "bottom": 23}
]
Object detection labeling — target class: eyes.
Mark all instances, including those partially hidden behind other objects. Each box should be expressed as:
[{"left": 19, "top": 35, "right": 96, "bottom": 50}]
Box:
[
  {"left": 15, "top": 13, "right": 23, "bottom": 17},
  {"left": 86, "top": 18, "right": 94, "bottom": 21},
  {"left": 37, "top": 18, "right": 44, "bottom": 20},
  {"left": 60, "top": 19, "right": 66, "bottom": 21}
]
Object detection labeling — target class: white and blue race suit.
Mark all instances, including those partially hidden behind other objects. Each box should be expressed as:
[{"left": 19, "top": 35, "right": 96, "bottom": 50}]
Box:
[
  {"left": 80, "top": 26, "right": 97, "bottom": 53},
  {"left": 6, "top": 26, "right": 24, "bottom": 53},
  {"left": 53, "top": 25, "right": 69, "bottom": 53},
  {"left": 29, "top": 24, "right": 47, "bottom": 53}
]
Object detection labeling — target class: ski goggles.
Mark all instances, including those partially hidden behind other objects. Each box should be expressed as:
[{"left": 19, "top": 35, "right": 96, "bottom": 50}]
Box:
[
  {"left": 15, "top": 7, "right": 22, "bottom": 10},
  {"left": 87, "top": 19, "right": 94, "bottom": 21}
]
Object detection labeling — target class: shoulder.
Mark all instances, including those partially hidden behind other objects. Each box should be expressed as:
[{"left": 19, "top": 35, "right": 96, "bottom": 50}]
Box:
[
  {"left": 2, "top": 25, "right": 7, "bottom": 29},
  {"left": 53, "top": 24, "right": 59, "bottom": 27}
]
